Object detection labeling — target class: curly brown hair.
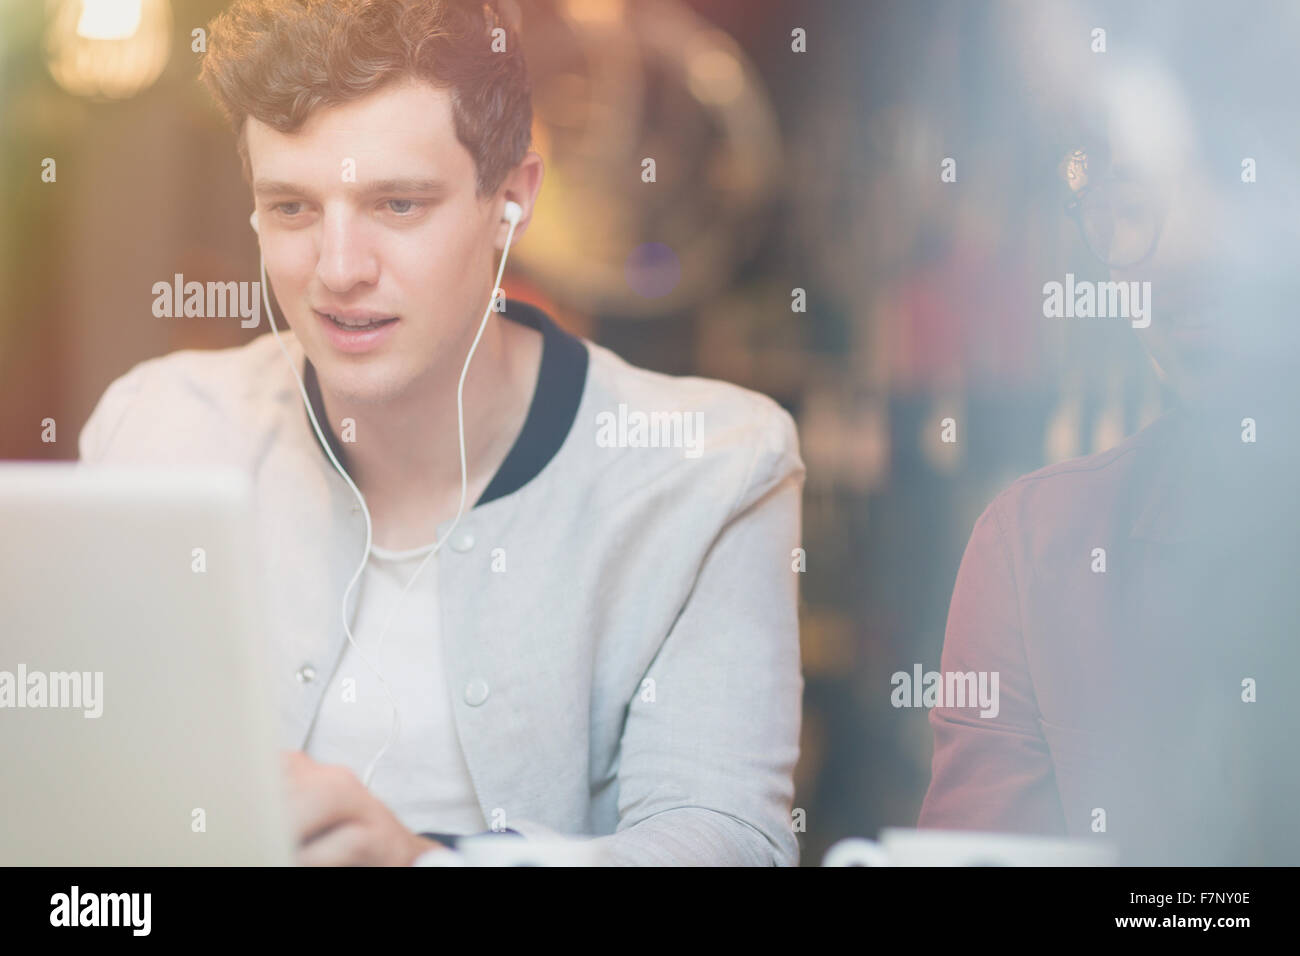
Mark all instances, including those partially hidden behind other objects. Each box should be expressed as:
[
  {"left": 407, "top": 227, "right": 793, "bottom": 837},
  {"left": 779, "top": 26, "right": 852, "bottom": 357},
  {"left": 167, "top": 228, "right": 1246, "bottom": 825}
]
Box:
[{"left": 199, "top": 0, "right": 532, "bottom": 198}]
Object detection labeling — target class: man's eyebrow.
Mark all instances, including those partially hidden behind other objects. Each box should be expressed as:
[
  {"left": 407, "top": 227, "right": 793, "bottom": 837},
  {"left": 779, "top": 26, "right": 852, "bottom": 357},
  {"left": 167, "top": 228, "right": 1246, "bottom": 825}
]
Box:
[
  {"left": 364, "top": 178, "right": 450, "bottom": 194},
  {"left": 251, "top": 178, "right": 450, "bottom": 196},
  {"left": 252, "top": 179, "right": 314, "bottom": 197}
]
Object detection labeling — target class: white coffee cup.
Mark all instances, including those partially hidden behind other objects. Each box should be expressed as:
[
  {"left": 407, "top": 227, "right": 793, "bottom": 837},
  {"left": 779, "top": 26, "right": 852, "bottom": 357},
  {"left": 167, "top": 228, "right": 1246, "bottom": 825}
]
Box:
[{"left": 822, "top": 828, "right": 1118, "bottom": 866}]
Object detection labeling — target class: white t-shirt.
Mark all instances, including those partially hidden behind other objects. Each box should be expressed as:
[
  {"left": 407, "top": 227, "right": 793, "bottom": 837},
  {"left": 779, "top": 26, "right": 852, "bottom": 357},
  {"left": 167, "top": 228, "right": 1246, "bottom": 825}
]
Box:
[{"left": 303, "top": 539, "right": 486, "bottom": 836}]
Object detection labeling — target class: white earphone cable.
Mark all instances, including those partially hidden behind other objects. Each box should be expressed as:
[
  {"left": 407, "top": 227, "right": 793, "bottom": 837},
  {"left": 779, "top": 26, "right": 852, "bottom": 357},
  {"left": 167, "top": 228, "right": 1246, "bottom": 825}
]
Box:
[{"left": 259, "top": 203, "right": 521, "bottom": 789}]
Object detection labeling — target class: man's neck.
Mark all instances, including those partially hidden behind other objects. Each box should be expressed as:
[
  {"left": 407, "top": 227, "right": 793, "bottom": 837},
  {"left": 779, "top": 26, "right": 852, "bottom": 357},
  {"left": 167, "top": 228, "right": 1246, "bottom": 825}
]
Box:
[{"left": 318, "top": 315, "right": 543, "bottom": 550}]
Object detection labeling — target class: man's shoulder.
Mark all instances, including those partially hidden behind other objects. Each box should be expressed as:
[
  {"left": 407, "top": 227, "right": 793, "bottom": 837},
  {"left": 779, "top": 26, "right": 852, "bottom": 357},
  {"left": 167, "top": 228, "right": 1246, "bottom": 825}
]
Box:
[
  {"left": 129, "top": 331, "right": 291, "bottom": 392},
  {"left": 1004, "top": 413, "right": 1172, "bottom": 493},
  {"left": 981, "top": 413, "right": 1179, "bottom": 549},
  {"left": 580, "top": 340, "right": 804, "bottom": 488},
  {"left": 78, "top": 332, "right": 296, "bottom": 464}
]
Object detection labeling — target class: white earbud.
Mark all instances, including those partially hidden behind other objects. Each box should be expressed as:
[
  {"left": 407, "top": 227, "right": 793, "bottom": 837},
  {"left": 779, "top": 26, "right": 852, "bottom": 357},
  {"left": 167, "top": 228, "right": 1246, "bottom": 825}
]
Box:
[{"left": 249, "top": 210, "right": 259, "bottom": 235}]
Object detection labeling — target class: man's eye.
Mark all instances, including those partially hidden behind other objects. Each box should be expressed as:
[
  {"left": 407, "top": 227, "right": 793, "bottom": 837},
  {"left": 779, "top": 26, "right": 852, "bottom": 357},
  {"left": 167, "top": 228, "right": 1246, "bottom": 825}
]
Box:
[
  {"left": 274, "top": 202, "right": 303, "bottom": 216},
  {"left": 385, "top": 199, "right": 423, "bottom": 215}
]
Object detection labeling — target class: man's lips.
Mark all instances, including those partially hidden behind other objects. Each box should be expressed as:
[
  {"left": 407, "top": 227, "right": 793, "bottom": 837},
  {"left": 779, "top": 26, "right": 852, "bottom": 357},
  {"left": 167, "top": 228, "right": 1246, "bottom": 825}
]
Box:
[
  {"left": 313, "top": 308, "right": 399, "bottom": 329},
  {"left": 312, "top": 308, "right": 400, "bottom": 353}
]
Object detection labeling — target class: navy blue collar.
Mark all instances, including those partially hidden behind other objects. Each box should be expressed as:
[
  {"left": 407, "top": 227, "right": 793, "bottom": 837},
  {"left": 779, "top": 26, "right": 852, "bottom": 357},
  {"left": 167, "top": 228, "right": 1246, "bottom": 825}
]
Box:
[{"left": 303, "top": 299, "right": 588, "bottom": 507}]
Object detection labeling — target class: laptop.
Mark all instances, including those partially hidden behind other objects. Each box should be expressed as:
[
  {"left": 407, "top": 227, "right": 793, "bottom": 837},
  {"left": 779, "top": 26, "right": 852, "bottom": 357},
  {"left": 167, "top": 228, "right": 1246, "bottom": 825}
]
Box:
[{"left": 0, "top": 462, "right": 292, "bottom": 865}]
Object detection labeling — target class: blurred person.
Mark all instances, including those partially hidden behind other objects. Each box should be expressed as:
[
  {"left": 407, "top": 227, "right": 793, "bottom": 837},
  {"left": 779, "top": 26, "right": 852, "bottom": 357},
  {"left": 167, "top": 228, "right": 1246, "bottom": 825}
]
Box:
[
  {"left": 917, "top": 59, "right": 1300, "bottom": 864},
  {"left": 77, "top": 0, "right": 804, "bottom": 866}
]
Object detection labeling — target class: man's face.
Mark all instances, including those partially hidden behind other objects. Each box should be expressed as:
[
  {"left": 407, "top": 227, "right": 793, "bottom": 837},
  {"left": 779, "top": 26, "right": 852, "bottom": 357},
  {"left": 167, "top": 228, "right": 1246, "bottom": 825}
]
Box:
[
  {"left": 1107, "top": 164, "right": 1227, "bottom": 404},
  {"left": 1100, "top": 78, "right": 1298, "bottom": 409},
  {"left": 1108, "top": 162, "right": 1298, "bottom": 409},
  {"left": 245, "top": 78, "right": 501, "bottom": 405}
]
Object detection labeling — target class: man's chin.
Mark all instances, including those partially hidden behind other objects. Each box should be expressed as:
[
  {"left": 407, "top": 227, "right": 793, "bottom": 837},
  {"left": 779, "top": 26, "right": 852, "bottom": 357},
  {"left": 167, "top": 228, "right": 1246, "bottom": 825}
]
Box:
[{"left": 308, "top": 351, "right": 410, "bottom": 406}]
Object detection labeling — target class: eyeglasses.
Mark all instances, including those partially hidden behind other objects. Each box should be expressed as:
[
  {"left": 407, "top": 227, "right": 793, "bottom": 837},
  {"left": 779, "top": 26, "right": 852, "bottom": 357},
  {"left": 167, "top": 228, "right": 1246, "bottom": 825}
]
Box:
[{"left": 1061, "top": 149, "right": 1167, "bottom": 269}]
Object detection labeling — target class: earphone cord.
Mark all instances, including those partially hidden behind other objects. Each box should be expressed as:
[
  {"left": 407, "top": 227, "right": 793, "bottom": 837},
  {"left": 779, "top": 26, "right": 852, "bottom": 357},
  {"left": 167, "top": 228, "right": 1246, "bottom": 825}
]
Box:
[{"left": 261, "top": 211, "right": 520, "bottom": 790}]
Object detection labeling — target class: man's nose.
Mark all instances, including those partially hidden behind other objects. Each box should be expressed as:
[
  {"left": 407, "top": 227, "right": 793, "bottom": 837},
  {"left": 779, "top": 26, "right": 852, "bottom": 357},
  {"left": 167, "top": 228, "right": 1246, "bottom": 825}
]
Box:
[{"left": 315, "top": 211, "right": 379, "bottom": 292}]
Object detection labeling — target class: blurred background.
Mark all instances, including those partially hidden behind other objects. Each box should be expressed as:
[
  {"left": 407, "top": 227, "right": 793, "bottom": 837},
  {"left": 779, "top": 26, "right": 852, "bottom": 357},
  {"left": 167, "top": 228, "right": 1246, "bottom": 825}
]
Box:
[{"left": 2, "top": 0, "right": 1296, "bottom": 863}]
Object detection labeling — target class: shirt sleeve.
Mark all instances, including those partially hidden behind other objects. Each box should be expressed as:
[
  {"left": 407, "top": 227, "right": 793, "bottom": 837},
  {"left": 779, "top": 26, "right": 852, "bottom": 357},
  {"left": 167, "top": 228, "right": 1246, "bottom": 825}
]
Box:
[
  {"left": 915, "top": 493, "right": 1068, "bottom": 834},
  {"left": 77, "top": 363, "right": 150, "bottom": 464},
  {"left": 571, "top": 402, "right": 806, "bottom": 865}
]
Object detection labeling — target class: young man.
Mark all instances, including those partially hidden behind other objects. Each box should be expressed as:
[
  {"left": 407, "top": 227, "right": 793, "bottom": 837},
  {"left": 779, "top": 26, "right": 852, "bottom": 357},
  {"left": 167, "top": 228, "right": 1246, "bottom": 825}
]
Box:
[
  {"left": 78, "top": 0, "right": 804, "bottom": 866},
  {"left": 917, "top": 68, "right": 1300, "bottom": 864}
]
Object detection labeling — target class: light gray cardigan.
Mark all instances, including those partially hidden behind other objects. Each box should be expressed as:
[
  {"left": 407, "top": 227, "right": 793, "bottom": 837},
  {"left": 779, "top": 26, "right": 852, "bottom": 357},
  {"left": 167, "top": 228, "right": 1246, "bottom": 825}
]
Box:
[{"left": 77, "top": 304, "right": 805, "bottom": 865}]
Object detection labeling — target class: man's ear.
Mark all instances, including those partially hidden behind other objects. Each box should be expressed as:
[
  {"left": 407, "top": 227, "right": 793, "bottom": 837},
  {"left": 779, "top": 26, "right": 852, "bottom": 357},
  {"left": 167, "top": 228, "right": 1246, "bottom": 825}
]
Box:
[{"left": 495, "top": 151, "right": 544, "bottom": 241}]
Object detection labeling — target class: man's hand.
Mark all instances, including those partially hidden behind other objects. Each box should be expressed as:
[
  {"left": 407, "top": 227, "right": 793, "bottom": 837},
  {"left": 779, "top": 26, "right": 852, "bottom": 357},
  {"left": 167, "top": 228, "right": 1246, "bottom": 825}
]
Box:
[{"left": 282, "top": 750, "right": 450, "bottom": 866}]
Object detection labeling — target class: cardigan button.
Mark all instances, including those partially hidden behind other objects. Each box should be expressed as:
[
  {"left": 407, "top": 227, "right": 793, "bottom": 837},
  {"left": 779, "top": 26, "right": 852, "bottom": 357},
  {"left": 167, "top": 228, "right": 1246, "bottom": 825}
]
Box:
[
  {"left": 450, "top": 530, "right": 475, "bottom": 553},
  {"left": 295, "top": 663, "right": 317, "bottom": 684},
  {"left": 464, "top": 679, "right": 490, "bottom": 706}
]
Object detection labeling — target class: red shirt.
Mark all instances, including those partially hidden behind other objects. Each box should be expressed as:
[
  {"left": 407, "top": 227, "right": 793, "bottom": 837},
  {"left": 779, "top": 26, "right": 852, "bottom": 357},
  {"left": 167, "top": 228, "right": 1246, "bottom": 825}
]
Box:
[{"left": 918, "top": 408, "right": 1300, "bottom": 864}]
